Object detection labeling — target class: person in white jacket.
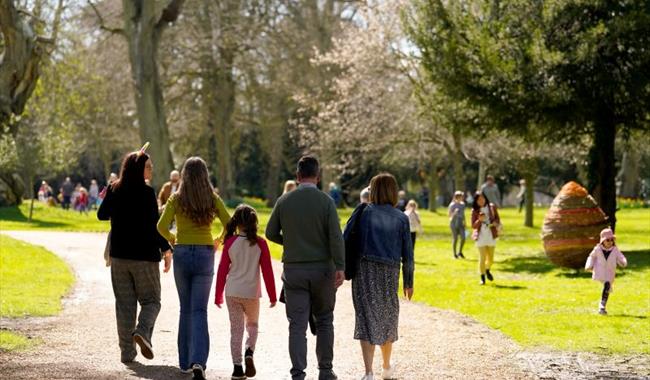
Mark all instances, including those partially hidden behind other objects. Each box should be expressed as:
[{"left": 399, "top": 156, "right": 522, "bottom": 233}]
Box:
[
  {"left": 585, "top": 228, "right": 627, "bottom": 315},
  {"left": 404, "top": 200, "right": 424, "bottom": 249}
]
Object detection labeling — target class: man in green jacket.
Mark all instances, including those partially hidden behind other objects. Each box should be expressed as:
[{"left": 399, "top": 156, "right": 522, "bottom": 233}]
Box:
[{"left": 266, "top": 155, "right": 345, "bottom": 380}]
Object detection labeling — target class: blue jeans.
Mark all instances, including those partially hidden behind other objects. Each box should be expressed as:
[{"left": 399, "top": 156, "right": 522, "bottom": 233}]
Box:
[{"left": 173, "top": 245, "right": 215, "bottom": 369}]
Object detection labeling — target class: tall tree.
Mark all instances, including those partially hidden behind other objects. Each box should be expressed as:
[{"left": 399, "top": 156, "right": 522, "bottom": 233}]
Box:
[
  {"left": 0, "top": 0, "right": 64, "bottom": 206},
  {"left": 90, "top": 0, "right": 185, "bottom": 189},
  {"left": 404, "top": 0, "right": 650, "bottom": 230}
]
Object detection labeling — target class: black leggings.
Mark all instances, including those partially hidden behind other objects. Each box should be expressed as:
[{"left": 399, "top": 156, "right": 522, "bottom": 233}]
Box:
[
  {"left": 410, "top": 232, "right": 417, "bottom": 248},
  {"left": 601, "top": 281, "right": 611, "bottom": 307}
]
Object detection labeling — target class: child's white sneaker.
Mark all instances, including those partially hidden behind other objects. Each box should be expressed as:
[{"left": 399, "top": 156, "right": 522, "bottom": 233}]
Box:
[
  {"left": 361, "top": 374, "right": 375, "bottom": 380},
  {"left": 381, "top": 365, "right": 394, "bottom": 379}
]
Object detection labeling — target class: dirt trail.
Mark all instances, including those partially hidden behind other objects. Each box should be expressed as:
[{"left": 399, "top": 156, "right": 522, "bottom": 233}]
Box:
[{"left": 1, "top": 231, "right": 647, "bottom": 380}]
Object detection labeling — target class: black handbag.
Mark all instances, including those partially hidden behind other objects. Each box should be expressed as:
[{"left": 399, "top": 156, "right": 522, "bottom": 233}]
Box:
[{"left": 344, "top": 203, "right": 368, "bottom": 280}]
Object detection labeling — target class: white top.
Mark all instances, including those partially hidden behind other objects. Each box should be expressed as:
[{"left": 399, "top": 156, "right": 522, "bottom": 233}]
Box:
[
  {"left": 475, "top": 206, "right": 496, "bottom": 247},
  {"left": 225, "top": 236, "right": 263, "bottom": 299},
  {"left": 404, "top": 209, "right": 423, "bottom": 233}
]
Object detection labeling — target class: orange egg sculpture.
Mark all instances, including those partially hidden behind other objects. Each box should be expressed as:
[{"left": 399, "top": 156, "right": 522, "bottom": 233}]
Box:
[{"left": 541, "top": 181, "right": 609, "bottom": 269}]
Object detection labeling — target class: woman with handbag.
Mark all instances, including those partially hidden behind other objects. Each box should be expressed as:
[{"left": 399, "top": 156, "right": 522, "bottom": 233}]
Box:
[
  {"left": 97, "top": 144, "right": 173, "bottom": 364},
  {"left": 343, "top": 173, "right": 414, "bottom": 380},
  {"left": 471, "top": 191, "right": 501, "bottom": 285}
]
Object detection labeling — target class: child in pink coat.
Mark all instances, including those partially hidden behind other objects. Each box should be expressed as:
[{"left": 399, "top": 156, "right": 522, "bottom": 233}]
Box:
[{"left": 585, "top": 228, "right": 627, "bottom": 315}]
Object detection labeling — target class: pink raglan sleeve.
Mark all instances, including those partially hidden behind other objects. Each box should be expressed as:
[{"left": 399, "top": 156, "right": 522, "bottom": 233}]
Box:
[
  {"left": 616, "top": 247, "right": 627, "bottom": 268},
  {"left": 258, "top": 238, "right": 277, "bottom": 303},
  {"left": 215, "top": 238, "right": 234, "bottom": 306}
]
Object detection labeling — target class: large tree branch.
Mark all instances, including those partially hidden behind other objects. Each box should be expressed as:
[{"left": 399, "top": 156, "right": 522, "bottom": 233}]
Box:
[
  {"left": 156, "top": 0, "right": 186, "bottom": 30},
  {"left": 87, "top": 1, "right": 125, "bottom": 36}
]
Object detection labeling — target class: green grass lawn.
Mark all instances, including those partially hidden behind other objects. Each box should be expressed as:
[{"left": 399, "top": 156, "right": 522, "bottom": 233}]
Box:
[
  {"left": 0, "top": 202, "right": 108, "bottom": 232},
  {"left": 1, "top": 201, "right": 649, "bottom": 354},
  {"left": 0, "top": 235, "right": 74, "bottom": 351}
]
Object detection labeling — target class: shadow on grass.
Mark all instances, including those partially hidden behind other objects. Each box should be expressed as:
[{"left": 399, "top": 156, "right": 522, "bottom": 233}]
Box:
[
  {"left": 493, "top": 284, "right": 527, "bottom": 290},
  {"left": 555, "top": 249, "right": 650, "bottom": 279},
  {"left": 500, "top": 255, "right": 555, "bottom": 274},
  {"left": 500, "top": 250, "right": 650, "bottom": 278},
  {"left": 608, "top": 314, "right": 648, "bottom": 320},
  {"left": 0, "top": 206, "right": 67, "bottom": 229},
  {"left": 414, "top": 260, "right": 436, "bottom": 267}
]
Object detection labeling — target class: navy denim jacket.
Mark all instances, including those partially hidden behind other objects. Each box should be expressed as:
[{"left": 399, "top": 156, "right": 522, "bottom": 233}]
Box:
[{"left": 344, "top": 203, "right": 414, "bottom": 288}]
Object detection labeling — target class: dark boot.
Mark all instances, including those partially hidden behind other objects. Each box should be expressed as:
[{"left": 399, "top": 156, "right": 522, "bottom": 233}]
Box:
[
  {"left": 486, "top": 269, "right": 494, "bottom": 281},
  {"left": 244, "top": 348, "right": 256, "bottom": 378},
  {"left": 458, "top": 252, "right": 465, "bottom": 259},
  {"left": 231, "top": 364, "right": 246, "bottom": 379},
  {"left": 480, "top": 274, "right": 486, "bottom": 285}
]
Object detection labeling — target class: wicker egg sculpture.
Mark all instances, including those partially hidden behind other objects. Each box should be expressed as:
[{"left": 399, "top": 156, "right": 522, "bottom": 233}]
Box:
[{"left": 541, "top": 181, "right": 609, "bottom": 269}]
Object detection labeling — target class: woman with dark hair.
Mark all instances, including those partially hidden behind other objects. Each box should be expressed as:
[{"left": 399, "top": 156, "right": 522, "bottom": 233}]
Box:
[
  {"left": 471, "top": 191, "right": 501, "bottom": 285},
  {"left": 97, "top": 145, "right": 172, "bottom": 364},
  {"left": 344, "top": 173, "right": 414, "bottom": 380},
  {"left": 157, "top": 157, "right": 230, "bottom": 379}
]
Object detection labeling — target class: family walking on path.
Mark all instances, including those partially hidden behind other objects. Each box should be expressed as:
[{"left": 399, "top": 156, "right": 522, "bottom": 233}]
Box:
[
  {"left": 96, "top": 146, "right": 415, "bottom": 380},
  {"left": 2, "top": 150, "right": 645, "bottom": 380}
]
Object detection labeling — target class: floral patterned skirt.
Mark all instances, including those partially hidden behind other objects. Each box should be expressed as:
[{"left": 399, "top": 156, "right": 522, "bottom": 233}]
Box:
[{"left": 352, "top": 258, "right": 400, "bottom": 345}]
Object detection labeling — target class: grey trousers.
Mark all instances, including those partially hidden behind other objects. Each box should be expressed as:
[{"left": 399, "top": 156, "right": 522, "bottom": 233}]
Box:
[
  {"left": 110, "top": 258, "right": 161, "bottom": 361},
  {"left": 282, "top": 267, "right": 337, "bottom": 380}
]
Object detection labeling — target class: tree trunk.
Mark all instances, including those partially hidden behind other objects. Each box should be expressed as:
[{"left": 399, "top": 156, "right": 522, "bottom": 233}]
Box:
[
  {"left": 617, "top": 143, "right": 640, "bottom": 198},
  {"left": 28, "top": 177, "right": 35, "bottom": 222},
  {"left": 589, "top": 121, "right": 617, "bottom": 231},
  {"left": 122, "top": 1, "right": 182, "bottom": 191},
  {"left": 212, "top": 50, "right": 236, "bottom": 199},
  {"left": 477, "top": 160, "right": 486, "bottom": 192},
  {"left": 452, "top": 128, "right": 464, "bottom": 192},
  {"left": 0, "top": 1, "right": 44, "bottom": 127},
  {"left": 428, "top": 155, "right": 439, "bottom": 212}
]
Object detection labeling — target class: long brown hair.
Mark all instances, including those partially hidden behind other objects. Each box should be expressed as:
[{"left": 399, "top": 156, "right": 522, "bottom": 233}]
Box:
[
  {"left": 225, "top": 204, "right": 258, "bottom": 246},
  {"left": 112, "top": 151, "right": 149, "bottom": 191},
  {"left": 177, "top": 157, "right": 218, "bottom": 226}
]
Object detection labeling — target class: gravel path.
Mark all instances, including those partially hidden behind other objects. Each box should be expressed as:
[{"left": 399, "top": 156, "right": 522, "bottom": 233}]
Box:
[{"left": 0, "top": 231, "right": 647, "bottom": 380}]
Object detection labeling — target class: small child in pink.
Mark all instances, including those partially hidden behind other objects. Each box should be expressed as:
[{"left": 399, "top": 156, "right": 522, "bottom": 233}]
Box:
[
  {"left": 215, "top": 204, "right": 277, "bottom": 379},
  {"left": 585, "top": 228, "right": 627, "bottom": 315}
]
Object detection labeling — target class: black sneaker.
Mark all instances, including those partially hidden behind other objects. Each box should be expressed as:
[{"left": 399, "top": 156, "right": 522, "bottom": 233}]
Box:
[
  {"left": 486, "top": 269, "right": 494, "bottom": 281},
  {"left": 192, "top": 363, "right": 206, "bottom": 380},
  {"left": 232, "top": 364, "right": 246, "bottom": 379},
  {"left": 453, "top": 253, "right": 458, "bottom": 259},
  {"left": 458, "top": 252, "right": 465, "bottom": 259},
  {"left": 133, "top": 333, "right": 154, "bottom": 360},
  {"left": 244, "top": 348, "right": 256, "bottom": 378},
  {"left": 480, "top": 274, "right": 486, "bottom": 285}
]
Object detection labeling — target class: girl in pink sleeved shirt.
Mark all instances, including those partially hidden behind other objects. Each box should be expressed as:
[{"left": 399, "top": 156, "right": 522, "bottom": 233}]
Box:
[
  {"left": 215, "top": 204, "right": 277, "bottom": 379},
  {"left": 585, "top": 228, "right": 627, "bottom": 315}
]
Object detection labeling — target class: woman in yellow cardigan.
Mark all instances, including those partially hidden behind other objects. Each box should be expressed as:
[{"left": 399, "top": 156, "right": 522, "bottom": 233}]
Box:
[{"left": 157, "top": 157, "right": 230, "bottom": 379}]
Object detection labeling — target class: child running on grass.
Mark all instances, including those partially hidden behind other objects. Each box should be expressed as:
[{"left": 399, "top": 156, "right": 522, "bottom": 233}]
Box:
[
  {"left": 585, "top": 228, "right": 627, "bottom": 315},
  {"left": 215, "top": 204, "right": 277, "bottom": 379}
]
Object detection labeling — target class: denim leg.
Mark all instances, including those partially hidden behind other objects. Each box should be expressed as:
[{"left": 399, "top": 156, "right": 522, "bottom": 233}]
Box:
[
  {"left": 189, "top": 248, "right": 215, "bottom": 368},
  {"left": 173, "top": 249, "right": 192, "bottom": 370},
  {"left": 451, "top": 226, "right": 459, "bottom": 255}
]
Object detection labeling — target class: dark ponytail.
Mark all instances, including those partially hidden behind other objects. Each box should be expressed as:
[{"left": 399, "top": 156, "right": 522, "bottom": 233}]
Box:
[{"left": 225, "top": 204, "right": 258, "bottom": 246}]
